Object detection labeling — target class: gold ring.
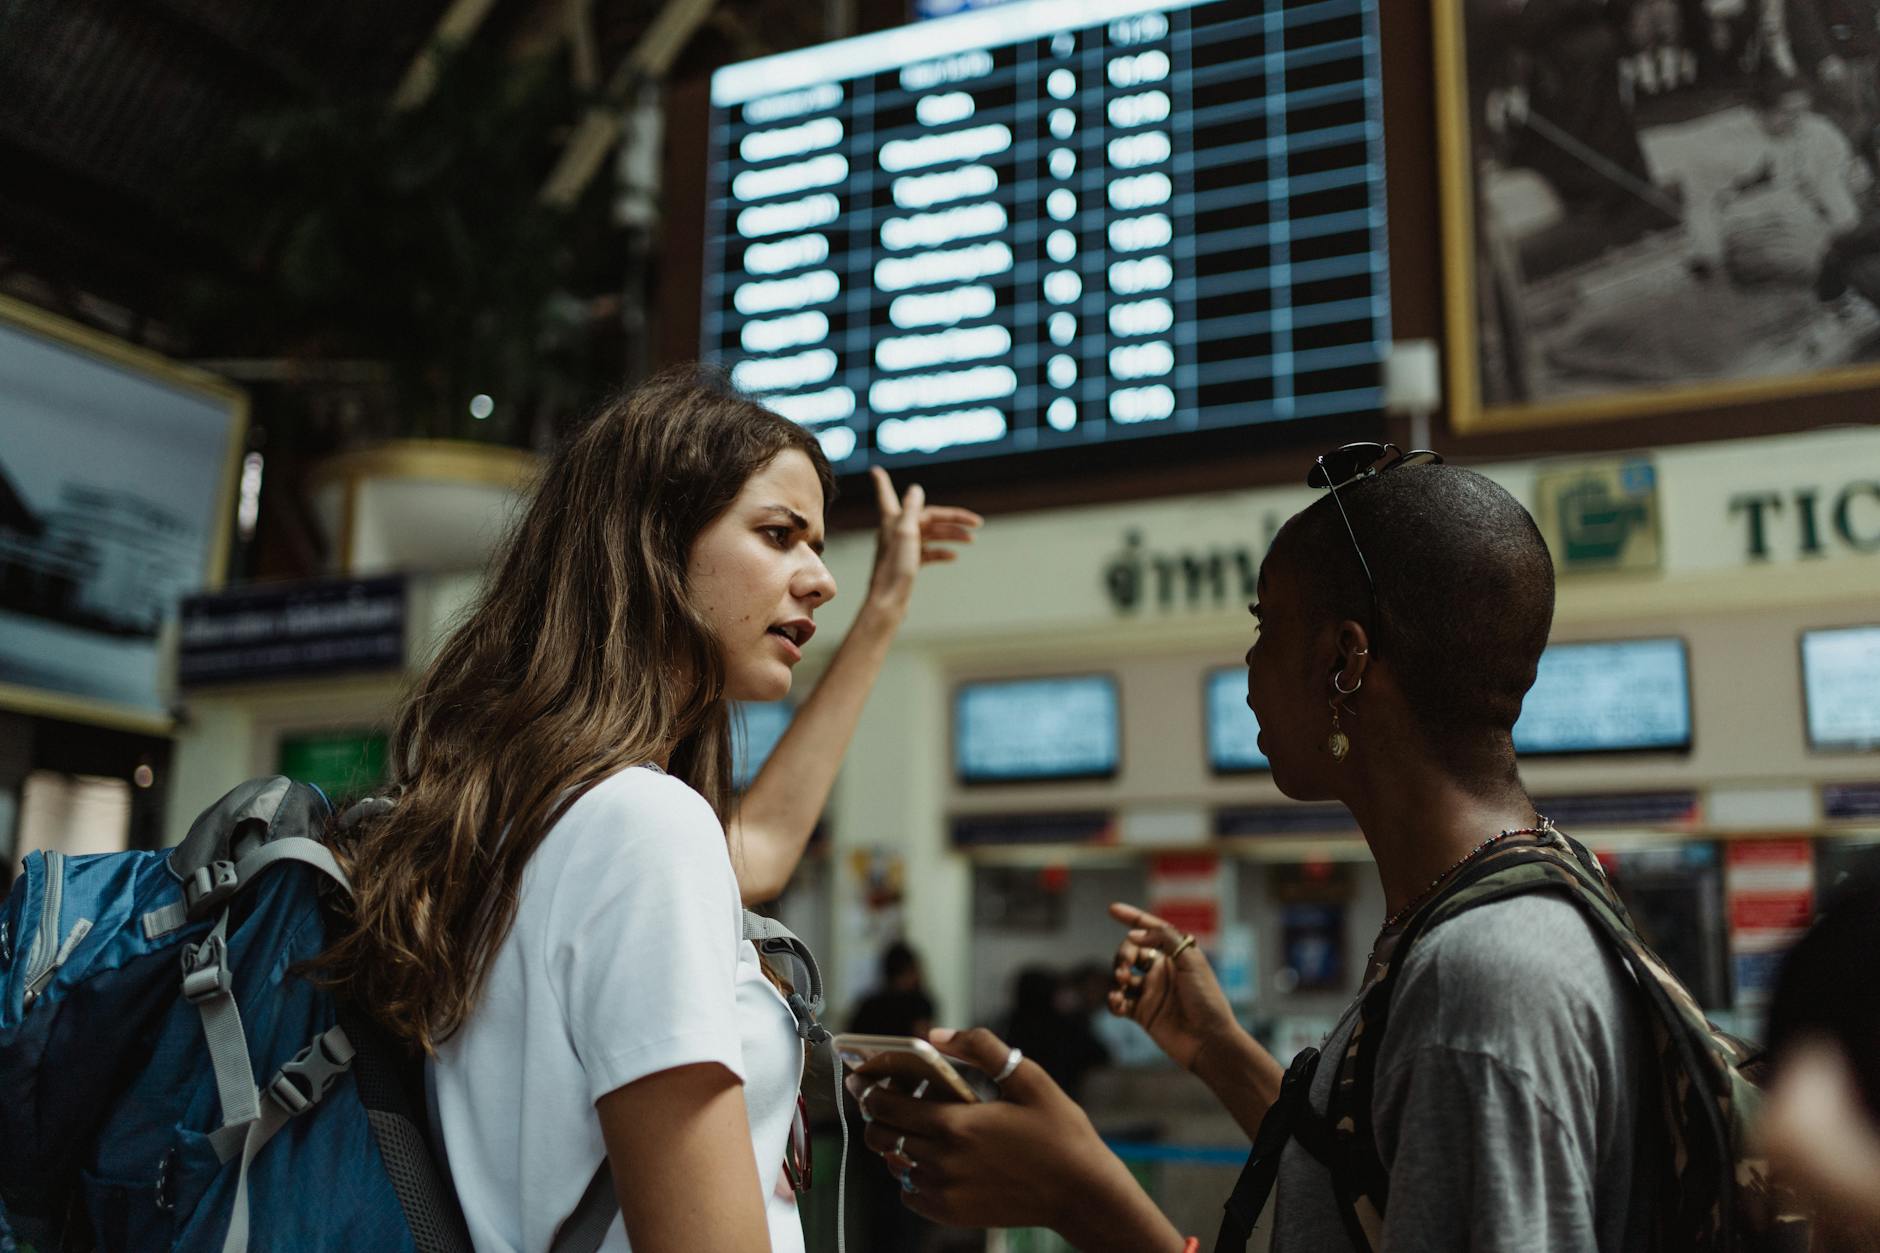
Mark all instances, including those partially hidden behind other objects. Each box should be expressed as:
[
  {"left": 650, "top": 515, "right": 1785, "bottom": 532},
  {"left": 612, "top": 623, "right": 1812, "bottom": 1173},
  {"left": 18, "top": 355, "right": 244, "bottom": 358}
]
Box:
[{"left": 1167, "top": 934, "right": 1197, "bottom": 961}]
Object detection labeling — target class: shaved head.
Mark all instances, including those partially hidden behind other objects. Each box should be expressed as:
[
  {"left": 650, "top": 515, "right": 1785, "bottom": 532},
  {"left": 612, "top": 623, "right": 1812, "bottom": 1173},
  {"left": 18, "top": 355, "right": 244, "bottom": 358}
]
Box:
[{"left": 1267, "top": 463, "right": 1555, "bottom": 782}]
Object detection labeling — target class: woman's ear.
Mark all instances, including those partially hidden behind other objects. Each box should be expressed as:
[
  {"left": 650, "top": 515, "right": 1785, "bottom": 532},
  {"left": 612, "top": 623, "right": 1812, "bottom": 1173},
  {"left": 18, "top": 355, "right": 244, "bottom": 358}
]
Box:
[{"left": 1332, "top": 620, "right": 1372, "bottom": 687}]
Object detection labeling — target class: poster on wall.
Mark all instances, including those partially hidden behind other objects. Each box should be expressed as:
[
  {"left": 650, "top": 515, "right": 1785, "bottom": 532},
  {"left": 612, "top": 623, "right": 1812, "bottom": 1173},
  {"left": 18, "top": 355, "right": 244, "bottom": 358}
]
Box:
[
  {"left": 1147, "top": 852, "right": 1223, "bottom": 949},
  {"left": 1436, "top": 0, "right": 1880, "bottom": 431},
  {"left": 1725, "top": 837, "right": 1815, "bottom": 1013},
  {"left": 0, "top": 297, "right": 244, "bottom": 730}
]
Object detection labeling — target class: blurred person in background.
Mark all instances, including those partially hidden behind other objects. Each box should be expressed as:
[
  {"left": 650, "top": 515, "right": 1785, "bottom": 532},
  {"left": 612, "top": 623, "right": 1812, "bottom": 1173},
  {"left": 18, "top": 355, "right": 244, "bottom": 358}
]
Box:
[
  {"left": 849, "top": 941, "right": 937, "bottom": 1041},
  {"left": 1076, "top": 959, "right": 1164, "bottom": 1069},
  {"left": 1001, "top": 966, "right": 1111, "bottom": 1104},
  {"left": 848, "top": 454, "right": 1688, "bottom": 1253},
  {"left": 1760, "top": 871, "right": 1880, "bottom": 1250},
  {"left": 318, "top": 368, "right": 980, "bottom": 1253},
  {"left": 849, "top": 942, "right": 944, "bottom": 1252}
]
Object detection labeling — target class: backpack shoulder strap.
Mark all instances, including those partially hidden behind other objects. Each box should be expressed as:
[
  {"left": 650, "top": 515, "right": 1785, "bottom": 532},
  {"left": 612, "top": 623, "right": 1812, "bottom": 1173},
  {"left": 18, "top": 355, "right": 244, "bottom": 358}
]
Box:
[
  {"left": 165, "top": 777, "right": 348, "bottom": 922},
  {"left": 1213, "top": 1046, "right": 1322, "bottom": 1252},
  {"left": 743, "top": 909, "right": 829, "bottom": 1042},
  {"left": 1319, "top": 832, "right": 1602, "bottom": 1251},
  {"left": 545, "top": 913, "right": 830, "bottom": 1253},
  {"left": 1326, "top": 830, "right": 1761, "bottom": 1253},
  {"left": 549, "top": 1164, "right": 618, "bottom": 1253}
]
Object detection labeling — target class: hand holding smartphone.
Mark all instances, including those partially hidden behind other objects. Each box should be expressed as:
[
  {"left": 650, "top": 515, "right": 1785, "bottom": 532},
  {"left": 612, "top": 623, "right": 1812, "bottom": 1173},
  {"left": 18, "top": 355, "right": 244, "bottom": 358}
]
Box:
[{"left": 833, "top": 1032, "right": 1000, "bottom": 1102}]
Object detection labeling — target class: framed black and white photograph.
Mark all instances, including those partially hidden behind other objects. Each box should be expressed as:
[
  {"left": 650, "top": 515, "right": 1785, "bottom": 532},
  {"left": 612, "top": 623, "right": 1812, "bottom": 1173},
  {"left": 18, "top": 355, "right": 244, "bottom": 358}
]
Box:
[
  {"left": 1437, "top": 0, "right": 1880, "bottom": 430},
  {"left": 0, "top": 296, "right": 246, "bottom": 731}
]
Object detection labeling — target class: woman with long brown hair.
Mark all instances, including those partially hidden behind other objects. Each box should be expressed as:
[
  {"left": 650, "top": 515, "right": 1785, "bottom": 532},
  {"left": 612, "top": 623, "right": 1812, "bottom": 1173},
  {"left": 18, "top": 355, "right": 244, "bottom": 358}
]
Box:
[{"left": 318, "top": 369, "right": 979, "bottom": 1252}]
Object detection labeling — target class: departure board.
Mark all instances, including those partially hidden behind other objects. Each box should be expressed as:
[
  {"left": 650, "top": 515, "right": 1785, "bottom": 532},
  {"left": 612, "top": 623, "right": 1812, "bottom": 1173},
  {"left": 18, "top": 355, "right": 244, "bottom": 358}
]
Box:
[
  {"left": 1513, "top": 639, "right": 1693, "bottom": 756},
  {"left": 703, "top": 0, "right": 1389, "bottom": 473}
]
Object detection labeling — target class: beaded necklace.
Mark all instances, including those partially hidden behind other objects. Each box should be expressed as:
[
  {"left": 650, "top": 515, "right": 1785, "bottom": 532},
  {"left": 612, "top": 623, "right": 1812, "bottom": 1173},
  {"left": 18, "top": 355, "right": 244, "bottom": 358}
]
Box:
[{"left": 1379, "top": 817, "right": 1554, "bottom": 933}]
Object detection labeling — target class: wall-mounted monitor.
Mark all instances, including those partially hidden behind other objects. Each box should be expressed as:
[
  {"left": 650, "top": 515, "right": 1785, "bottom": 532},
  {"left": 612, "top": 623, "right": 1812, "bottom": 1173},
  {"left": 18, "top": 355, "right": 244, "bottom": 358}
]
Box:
[
  {"left": 703, "top": 0, "right": 1390, "bottom": 477},
  {"left": 1513, "top": 638, "right": 1692, "bottom": 756},
  {"left": 733, "top": 700, "right": 795, "bottom": 789},
  {"left": 0, "top": 296, "right": 245, "bottom": 732},
  {"left": 1205, "top": 665, "right": 1268, "bottom": 773},
  {"left": 1802, "top": 625, "right": 1880, "bottom": 752},
  {"left": 955, "top": 674, "right": 1120, "bottom": 782}
]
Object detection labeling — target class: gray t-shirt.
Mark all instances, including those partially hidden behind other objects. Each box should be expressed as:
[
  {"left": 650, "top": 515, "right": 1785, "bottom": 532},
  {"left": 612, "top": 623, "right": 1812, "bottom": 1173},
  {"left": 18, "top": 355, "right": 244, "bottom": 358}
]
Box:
[{"left": 1271, "top": 893, "right": 1657, "bottom": 1252}]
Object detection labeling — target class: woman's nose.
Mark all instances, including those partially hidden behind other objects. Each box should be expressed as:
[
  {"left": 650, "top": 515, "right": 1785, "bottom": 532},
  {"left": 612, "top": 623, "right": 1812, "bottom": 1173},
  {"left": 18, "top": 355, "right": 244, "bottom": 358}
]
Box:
[{"left": 799, "top": 555, "right": 837, "bottom": 604}]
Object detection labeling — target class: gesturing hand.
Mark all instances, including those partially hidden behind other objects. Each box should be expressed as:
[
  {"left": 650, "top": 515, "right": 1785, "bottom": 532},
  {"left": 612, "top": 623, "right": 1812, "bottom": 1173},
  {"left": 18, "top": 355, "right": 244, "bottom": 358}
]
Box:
[
  {"left": 866, "top": 467, "right": 983, "bottom": 617},
  {"left": 1107, "top": 901, "right": 1238, "bottom": 1073}
]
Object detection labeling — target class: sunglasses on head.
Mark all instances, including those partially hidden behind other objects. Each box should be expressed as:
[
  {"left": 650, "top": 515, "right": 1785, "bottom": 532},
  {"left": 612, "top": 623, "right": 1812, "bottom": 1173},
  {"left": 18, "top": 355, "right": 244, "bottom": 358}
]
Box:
[{"left": 1304, "top": 442, "right": 1444, "bottom": 642}]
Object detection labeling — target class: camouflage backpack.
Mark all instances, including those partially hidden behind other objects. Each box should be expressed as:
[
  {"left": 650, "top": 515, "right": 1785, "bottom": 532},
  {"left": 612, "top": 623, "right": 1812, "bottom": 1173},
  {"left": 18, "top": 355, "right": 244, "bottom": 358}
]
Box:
[{"left": 1314, "top": 829, "right": 1810, "bottom": 1253}]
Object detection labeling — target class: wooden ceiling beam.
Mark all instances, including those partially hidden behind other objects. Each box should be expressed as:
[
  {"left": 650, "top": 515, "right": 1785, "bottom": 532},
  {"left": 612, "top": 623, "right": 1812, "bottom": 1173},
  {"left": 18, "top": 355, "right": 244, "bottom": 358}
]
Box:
[
  {"left": 391, "top": 0, "right": 507, "bottom": 110},
  {"left": 567, "top": 0, "right": 601, "bottom": 90},
  {"left": 538, "top": 0, "right": 720, "bottom": 207}
]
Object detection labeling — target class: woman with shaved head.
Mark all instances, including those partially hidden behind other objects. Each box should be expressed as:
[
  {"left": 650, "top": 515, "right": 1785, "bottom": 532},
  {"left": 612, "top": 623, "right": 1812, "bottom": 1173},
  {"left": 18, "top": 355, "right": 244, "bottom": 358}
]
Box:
[{"left": 851, "top": 448, "right": 1673, "bottom": 1253}]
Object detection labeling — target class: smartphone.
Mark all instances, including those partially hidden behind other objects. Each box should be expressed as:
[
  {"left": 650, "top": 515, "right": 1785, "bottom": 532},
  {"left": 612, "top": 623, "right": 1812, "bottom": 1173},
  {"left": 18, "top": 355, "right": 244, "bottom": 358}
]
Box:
[{"left": 833, "top": 1033, "right": 998, "bottom": 1103}]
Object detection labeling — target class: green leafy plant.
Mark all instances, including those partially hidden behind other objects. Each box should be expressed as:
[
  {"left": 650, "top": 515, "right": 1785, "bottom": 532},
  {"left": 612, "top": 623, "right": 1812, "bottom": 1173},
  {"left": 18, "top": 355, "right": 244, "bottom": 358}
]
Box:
[{"left": 191, "top": 43, "right": 613, "bottom": 446}]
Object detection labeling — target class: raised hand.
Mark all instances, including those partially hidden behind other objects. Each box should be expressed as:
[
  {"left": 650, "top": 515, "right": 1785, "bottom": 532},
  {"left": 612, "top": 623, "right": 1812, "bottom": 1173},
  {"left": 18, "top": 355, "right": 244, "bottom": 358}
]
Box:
[
  {"left": 1106, "top": 901, "right": 1239, "bottom": 1072},
  {"left": 865, "top": 466, "right": 982, "bottom": 617}
]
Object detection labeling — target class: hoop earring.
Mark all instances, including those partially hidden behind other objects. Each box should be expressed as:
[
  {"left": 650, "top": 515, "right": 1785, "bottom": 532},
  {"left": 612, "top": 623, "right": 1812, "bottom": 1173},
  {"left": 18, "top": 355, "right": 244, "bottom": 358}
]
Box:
[
  {"left": 1326, "top": 699, "right": 1350, "bottom": 762},
  {"left": 1332, "top": 671, "right": 1363, "bottom": 696}
]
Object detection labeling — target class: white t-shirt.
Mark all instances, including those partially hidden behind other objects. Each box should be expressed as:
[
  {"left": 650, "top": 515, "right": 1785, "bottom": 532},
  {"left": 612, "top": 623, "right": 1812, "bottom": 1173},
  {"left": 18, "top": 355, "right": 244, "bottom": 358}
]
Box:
[{"left": 432, "top": 767, "right": 806, "bottom": 1253}]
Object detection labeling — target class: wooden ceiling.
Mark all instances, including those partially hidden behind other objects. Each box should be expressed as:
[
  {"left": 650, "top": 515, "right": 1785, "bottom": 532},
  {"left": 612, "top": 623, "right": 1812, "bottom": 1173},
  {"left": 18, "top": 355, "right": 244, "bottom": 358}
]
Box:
[{"left": 0, "top": 0, "right": 836, "bottom": 352}]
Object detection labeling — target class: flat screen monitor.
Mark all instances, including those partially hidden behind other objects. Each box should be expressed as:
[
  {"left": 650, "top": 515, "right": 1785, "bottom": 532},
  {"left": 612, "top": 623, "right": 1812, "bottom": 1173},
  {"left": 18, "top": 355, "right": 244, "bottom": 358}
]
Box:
[
  {"left": 955, "top": 674, "right": 1120, "bottom": 782},
  {"left": 703, "top": 0, "right": 1390, "bottom": 474},
  {"left": 733, "top": 700, "right": 794, "bottom": 789},
  {"left": 1802, "top": 625, "right": 1880, "bottom": 751},
  {"left": 1205, "top": 664, "right": 1268, "bottom": 772},
  {"left": 1513, "top": 638, "right": 1692, "bottom": 756},
  {"left": 0, "top": 299, "right": 244, "bottom": 729}
]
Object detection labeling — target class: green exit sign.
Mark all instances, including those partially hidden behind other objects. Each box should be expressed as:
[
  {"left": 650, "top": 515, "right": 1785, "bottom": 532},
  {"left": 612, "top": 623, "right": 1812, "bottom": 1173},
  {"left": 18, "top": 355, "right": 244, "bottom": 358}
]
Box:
[{"left": 277, "top": 730, "right": 387, "bottom": 802}]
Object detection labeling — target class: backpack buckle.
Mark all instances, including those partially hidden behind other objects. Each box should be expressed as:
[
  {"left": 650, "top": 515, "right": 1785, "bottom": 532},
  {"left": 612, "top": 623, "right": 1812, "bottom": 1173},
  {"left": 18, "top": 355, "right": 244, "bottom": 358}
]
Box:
[
  {"left": 180, "top": 933, "right": 232, "bottom": 1004},
  {"left": 266, "top": 1026, "right": 357, "bottom": 1118},
  {"left": 267, "top": 1070, "right": 314, "bottom": 1116},
  {"left": 184, "top": 860, "right": 241, "bottom": 917}
]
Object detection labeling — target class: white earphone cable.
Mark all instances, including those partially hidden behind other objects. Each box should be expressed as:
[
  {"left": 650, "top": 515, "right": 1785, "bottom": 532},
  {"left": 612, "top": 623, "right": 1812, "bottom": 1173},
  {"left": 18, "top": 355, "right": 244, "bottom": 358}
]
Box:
[{"left": 832, "top": 1056, "right": 849, "bottom": 1253}]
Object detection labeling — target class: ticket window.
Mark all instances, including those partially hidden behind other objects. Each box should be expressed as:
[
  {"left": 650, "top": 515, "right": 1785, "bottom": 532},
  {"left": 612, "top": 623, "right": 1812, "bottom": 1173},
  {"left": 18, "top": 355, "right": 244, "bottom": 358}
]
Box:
[
  {"left": 3, "top": 717, "right": 171, "bottom": 871},
  {"left": 969, "top": 862, "right": 1146, "bottom": 1027},
  {"left": 16, "top": 769, "right": 132, "bottom": 859}
]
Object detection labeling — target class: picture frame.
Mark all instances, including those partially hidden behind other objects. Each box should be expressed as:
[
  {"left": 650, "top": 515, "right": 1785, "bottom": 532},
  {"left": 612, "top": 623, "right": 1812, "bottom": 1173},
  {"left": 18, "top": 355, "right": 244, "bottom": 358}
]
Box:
[
  {"left": 0, "top": 295, "right": 247, "bottom": 733},
  {"left": 1434, "top": 0, "right": 1880, "bottom": 432}
]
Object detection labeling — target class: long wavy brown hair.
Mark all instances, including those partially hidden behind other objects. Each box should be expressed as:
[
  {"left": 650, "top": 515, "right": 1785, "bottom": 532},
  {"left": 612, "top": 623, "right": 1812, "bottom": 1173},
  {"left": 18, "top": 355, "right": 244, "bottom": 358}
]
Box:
[{"left": 316, "top": 368, "right": 836, "bottom": 1053}]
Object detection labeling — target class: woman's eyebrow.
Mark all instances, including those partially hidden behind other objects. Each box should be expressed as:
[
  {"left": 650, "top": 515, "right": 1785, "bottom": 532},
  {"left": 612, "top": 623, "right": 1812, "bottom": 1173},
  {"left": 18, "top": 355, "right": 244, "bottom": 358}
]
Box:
[{"left": 758, "top": 504, "right": 825, "bottom": 554}]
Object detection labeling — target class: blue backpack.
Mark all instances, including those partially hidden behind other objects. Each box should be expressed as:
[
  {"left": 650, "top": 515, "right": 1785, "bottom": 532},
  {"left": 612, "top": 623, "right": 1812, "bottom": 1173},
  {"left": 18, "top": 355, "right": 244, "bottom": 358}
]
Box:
[{"left": 0, "top": 777, "right": 471, "bottom": 1253}]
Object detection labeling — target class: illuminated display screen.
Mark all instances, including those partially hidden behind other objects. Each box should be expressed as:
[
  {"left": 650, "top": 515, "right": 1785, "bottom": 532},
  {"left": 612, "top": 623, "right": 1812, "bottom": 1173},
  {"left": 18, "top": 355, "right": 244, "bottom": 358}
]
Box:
[
  {"left": 955, "top": 675, "right": 1120, "bottom": 781},
  {"left": 732, "top": 700, "right": 794, "bottom": 788},
  {"left": 1513, "top": 638, "right": 1692, "bottom": 756},
  {"left": 703, "top": 0, "right": 1389, "bottom": 472},
  {"left": 1802, "top": 626, "right": 1880, "bottom": 751},
  {"left": 1205, "top": 664, "right": 1268, "bottom": 772}
]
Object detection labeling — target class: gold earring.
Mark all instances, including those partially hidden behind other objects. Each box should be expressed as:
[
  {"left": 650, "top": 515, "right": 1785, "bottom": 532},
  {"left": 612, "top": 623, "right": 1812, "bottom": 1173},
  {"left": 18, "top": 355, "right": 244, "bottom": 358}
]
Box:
[{"left": 1327, "top": 700, "right": 1350, "bottom": 761}]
